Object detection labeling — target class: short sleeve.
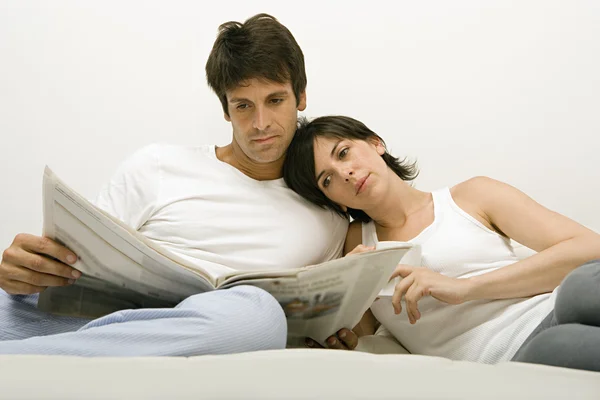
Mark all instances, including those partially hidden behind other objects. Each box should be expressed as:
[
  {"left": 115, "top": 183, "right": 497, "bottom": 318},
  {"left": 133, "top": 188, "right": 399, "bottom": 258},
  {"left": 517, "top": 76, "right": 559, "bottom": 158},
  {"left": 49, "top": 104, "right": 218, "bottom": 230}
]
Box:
[
  {"left": 321, "top": 213, "right": 349, "bottom": 261},
  {"left": 94, "top": 144, "right": 161, "bottom": 230}
]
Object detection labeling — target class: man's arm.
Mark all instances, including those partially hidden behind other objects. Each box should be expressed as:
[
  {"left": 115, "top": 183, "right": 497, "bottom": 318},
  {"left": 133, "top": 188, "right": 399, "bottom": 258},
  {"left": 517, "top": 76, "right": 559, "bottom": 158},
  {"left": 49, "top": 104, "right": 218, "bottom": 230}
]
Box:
[
  {"left": 309, "top": 221, "right": 380, "bottom": 350},
  {"left": 1, "top": 145, "right": 161, "bottom": 296}
]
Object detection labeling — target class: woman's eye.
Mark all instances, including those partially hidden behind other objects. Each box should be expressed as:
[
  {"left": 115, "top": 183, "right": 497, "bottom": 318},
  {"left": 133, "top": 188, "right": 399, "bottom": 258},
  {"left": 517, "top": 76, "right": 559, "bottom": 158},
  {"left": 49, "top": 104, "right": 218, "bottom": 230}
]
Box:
[
  {"left": 339, "top": 148, "right": 348, "bottom": 159},
  {"left": 323, "top": 176, "right": 331, "bottom": 188}
]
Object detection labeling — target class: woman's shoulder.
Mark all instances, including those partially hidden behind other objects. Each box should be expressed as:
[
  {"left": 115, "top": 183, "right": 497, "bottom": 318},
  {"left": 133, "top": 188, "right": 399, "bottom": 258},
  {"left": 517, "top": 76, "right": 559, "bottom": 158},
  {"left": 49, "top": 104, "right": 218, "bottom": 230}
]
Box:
[
  {"left": 449, "top": 176, "right": 509, "bottom": 232},
  {"left": 450, "top": 176, "right": 507, "bottom": 201}
]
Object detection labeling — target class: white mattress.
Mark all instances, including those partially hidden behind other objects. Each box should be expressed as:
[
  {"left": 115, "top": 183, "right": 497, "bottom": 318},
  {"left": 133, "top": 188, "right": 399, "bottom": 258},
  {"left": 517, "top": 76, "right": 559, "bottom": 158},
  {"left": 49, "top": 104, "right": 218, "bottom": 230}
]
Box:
[{"left": 1, "top": 349, "right": 599, "bottom": 399}]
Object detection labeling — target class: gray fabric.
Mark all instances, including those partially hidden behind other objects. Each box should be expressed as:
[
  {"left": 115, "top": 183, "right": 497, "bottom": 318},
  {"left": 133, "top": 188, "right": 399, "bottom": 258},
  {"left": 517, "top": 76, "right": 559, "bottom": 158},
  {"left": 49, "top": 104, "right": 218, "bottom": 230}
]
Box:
[{"left": 512, "top": 260, "right": 600, "bottom": 371}]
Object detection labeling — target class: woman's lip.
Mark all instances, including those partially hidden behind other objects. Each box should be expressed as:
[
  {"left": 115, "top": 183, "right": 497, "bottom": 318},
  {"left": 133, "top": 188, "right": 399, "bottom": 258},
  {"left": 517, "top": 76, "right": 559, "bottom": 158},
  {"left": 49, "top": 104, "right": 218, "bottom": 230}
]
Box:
[{"left": 355, "top": 174, "right": 370, "bottom": 194}]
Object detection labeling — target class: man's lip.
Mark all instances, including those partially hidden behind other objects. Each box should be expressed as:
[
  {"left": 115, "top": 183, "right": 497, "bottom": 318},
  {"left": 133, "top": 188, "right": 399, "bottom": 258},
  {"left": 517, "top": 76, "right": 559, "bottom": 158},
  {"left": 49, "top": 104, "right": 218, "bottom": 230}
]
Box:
[
  {"left": 253, "top": 135, "right": 277, "bottom": 143},
  {"left": 355, "top": 174, "right": 370, "bottom": 194}
]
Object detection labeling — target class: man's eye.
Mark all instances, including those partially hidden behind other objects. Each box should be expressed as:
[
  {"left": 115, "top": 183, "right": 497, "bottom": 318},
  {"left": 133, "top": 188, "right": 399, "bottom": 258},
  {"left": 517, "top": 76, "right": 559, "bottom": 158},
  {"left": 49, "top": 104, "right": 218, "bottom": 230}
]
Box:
[
  {"left": 339, "top": 148, "right": 348, "bottom": 159},
  {"left": 237, "top": 104, "right": 249, "bottom": 110},
  {"left": 323, "top": 176, "right": 331, "bottom": 188},
  {"left": 270, "top": 98, "right": 283, "bottom": 104}
]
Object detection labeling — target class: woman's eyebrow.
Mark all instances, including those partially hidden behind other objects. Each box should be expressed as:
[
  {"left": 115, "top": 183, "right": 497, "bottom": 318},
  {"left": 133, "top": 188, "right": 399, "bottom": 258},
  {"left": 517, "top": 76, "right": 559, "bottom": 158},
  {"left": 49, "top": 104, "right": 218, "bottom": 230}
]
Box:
[
  {"left": 329, "top": 140, "right": 343, "bottom": 158},
  {"left": 315, "top": 139, "right": 343, "bottom": 183}
]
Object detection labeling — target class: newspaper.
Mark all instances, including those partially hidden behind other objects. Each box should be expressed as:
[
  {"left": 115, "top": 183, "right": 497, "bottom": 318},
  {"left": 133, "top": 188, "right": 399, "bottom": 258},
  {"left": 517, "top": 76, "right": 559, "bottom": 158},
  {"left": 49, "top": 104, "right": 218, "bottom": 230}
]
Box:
[{"left": 38, "top": 167, "right": 412, "bottom": 346}]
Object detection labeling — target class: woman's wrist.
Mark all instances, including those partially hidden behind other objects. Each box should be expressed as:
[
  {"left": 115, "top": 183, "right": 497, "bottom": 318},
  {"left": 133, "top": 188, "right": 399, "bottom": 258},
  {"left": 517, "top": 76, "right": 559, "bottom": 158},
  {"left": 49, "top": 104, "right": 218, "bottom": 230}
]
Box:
[{"left": 462, "top": 276, "right": 480, "bottom": 302}]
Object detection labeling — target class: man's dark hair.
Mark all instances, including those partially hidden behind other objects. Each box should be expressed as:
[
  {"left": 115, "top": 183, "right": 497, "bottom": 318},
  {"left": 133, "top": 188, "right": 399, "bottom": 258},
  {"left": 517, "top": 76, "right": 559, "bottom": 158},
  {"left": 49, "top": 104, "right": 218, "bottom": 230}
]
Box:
[
  {"left": 205, "top": 13, "right": 307, "bottom": 116},
  {"left": 283, "top": 116, "right": 419, "bottom": 223}
]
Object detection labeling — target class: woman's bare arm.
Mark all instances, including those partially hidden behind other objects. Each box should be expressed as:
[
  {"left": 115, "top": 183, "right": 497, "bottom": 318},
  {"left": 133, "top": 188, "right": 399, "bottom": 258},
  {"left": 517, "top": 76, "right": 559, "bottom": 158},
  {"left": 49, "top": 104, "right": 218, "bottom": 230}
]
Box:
[{"left": 454, "top": 176, "right": 600, "bottom": 301}]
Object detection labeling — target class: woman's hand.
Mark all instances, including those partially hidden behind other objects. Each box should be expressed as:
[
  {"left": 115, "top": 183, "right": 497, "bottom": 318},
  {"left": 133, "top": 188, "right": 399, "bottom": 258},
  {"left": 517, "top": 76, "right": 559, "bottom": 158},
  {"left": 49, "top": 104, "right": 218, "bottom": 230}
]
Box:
[
  {"left": 390, "top": 265, "right": 472, "bottom": 324},
  {"left": 345, "top": 244, "right": 375, "bottom": 256}
]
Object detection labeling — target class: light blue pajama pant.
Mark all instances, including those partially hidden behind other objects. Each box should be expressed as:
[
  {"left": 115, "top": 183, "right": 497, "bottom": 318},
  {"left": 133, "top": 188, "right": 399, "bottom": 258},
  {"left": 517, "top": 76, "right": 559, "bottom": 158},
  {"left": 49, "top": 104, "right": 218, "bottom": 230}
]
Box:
[{"left": 0, "top": 286, "right": 287, "bottom": 356}]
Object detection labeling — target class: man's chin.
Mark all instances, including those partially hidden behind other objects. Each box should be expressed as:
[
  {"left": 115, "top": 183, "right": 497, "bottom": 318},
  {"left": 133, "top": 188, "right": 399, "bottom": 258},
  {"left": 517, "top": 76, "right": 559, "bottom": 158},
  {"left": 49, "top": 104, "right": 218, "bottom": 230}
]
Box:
[{"left": 247, "top": 147, "right": 286, "bottom": 164}]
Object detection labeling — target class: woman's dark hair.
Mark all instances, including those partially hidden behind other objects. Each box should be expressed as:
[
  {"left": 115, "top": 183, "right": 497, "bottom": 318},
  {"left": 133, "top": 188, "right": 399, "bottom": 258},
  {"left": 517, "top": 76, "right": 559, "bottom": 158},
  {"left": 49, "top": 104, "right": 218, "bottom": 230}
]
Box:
[
  {"left": 205, "top": 13, "right": 306, "bottom": 116},
  {"left": 283, "top": 116, "right": 419, "bottom": 222}
]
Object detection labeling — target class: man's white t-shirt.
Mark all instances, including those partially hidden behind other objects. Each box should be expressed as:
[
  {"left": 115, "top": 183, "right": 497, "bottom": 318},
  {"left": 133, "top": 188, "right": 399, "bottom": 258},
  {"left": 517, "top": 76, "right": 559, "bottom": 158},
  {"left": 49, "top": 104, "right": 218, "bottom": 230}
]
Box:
[{"left": 95, "top": 144, "right": 348, "bottom": 279}]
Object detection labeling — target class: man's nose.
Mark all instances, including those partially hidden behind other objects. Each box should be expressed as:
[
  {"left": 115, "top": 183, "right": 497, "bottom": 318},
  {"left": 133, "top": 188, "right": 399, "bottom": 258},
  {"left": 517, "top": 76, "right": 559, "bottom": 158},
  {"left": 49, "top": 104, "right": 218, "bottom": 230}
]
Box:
[{"left": 253, "top": 105, "right": 272, "bottom": 131}]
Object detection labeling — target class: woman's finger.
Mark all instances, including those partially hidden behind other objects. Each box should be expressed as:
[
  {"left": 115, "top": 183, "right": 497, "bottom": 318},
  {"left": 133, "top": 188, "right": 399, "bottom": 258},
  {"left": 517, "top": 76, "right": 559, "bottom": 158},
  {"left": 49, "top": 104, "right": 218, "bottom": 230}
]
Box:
[
  {"left": 346, "top": 245, "right": 375, "bottom": 256},
  {"left": 392, "top": 275, "right": 414, "bottom": 314},
  {"left": 389, "top": 264, "right": 414, "bottom": 280},
  {"left": 405, "top": 283, "right": 424, "bottom": 324}
]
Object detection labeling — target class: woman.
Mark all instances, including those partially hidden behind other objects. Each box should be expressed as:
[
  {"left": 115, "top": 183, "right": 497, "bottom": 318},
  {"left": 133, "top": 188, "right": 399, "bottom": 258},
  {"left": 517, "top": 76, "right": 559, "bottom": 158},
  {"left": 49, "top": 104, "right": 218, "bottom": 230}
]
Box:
[{"left": 283, "top": 115, "right": 600, "bottom": 371}]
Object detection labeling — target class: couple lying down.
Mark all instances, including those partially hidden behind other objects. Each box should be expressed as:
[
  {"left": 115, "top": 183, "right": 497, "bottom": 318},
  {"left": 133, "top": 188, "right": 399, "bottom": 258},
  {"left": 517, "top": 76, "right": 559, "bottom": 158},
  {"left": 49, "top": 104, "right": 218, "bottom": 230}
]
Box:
[{"left": 283, "top": 115, "right": 600, "bottom": 372}]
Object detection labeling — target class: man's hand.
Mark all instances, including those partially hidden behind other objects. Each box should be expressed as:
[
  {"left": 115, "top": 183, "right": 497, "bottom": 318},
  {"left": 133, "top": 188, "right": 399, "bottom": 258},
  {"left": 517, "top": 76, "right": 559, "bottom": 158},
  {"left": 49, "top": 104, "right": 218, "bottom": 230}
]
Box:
[
  {"left": 0, "top": 233, "right": 81, "bottom": 295},
  {"left": 390, "top": 265, "right": 471, "bottom": 324},
  {"left": 305, "top": 328, "right": 358, "bottom": 350},
  {"left": 303, "top": 245, "right": 375, "bottom": 350}
]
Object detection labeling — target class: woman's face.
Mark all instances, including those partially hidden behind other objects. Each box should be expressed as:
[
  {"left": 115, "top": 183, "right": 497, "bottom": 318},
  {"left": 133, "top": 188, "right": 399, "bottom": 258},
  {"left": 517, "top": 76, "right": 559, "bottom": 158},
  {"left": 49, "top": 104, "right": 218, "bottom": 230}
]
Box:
[{"left": 313, "top": 135, "right": 388, "bottom": 211}]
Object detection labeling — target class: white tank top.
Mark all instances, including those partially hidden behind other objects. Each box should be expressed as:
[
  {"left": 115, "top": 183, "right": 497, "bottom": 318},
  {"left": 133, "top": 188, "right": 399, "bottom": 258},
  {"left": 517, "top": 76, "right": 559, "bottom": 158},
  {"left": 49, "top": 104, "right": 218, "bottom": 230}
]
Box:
[{"left": 363, "top": 187, "right": 557, "bottom": 364}]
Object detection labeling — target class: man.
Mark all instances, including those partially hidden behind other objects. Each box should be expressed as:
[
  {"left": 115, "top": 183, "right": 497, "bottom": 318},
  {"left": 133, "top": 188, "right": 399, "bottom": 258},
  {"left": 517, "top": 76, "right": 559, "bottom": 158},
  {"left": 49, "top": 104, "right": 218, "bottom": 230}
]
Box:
[{"left": 0, "top": 14, "right": 351, "bottom": 356}]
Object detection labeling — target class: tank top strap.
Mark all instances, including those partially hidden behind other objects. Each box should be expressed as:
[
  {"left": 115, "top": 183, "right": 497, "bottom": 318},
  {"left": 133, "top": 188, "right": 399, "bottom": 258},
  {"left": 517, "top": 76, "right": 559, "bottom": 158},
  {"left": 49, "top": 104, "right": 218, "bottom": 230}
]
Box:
[
  {"left": 431, "top": 187, "right": 452, "bottom": 219},
  {"left": 362, "top": 220, "right": 378, "bottom": 247}
]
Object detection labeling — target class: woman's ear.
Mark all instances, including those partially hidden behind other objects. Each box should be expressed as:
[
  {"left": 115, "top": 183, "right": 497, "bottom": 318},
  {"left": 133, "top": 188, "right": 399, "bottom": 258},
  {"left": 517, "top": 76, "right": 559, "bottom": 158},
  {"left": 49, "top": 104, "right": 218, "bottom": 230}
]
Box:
[
  {"left": 339, "top": 204, "right": 348, "bottom": 212},
  {"left": 368, "top": 137, "right": 386, "bottom": 155}
]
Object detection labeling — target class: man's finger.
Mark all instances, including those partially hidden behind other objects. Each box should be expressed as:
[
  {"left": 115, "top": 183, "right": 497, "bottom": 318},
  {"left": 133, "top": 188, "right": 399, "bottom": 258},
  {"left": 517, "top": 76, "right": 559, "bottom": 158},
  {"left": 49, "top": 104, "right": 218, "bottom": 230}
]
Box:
[
  {"left": 326, "top": 335, "right": 348, "bottom": 350},
  {"left": 0, "top": 278, "right": 46, "bottom": 295},
  {"left": 3, "top": 261, "right": 72, "bottom": 288},
  {"left": 14, "top": 247, "right": 81, "bottom": 280},
  {"left": 17, "top": 234, "right": 78, "bottom": 267},
  {"left": 305, "top": 338, "right": 324, "bottom": 348},
  {"left": 337, "top": 328, "right": 358, "bottom": 350}
]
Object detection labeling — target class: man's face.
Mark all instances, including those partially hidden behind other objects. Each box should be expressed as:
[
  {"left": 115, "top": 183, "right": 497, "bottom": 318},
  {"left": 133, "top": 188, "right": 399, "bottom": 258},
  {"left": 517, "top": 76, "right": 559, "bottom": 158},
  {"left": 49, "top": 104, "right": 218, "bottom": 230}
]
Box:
[{"left": 225, "top": 78, "right": 306, "bottom": 164}]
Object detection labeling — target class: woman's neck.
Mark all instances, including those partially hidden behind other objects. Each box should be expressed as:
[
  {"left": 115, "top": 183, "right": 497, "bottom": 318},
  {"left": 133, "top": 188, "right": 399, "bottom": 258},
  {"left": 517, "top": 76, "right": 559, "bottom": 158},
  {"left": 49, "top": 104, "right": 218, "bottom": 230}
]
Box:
[{"left": 364, "top": 174, "right": 431, "bottom": 229}]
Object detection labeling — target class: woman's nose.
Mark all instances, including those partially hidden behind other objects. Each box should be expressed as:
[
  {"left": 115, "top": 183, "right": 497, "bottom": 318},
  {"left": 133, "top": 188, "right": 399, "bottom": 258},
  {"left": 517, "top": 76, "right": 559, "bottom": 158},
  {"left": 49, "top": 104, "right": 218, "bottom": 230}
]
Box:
[{"left": 344, "top": 171, "right": 353, "bottom": 182}]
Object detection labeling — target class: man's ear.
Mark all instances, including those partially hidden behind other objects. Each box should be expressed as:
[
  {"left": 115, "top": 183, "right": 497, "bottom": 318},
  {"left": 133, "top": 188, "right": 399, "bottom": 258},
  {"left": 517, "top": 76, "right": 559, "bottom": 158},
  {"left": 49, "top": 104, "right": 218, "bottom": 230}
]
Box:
[
  {"left": 224, "top": 112, "right": 231, "bottom": 122},
  {"left": 297, "top": 91, "right": 307, "bottom": 111}
]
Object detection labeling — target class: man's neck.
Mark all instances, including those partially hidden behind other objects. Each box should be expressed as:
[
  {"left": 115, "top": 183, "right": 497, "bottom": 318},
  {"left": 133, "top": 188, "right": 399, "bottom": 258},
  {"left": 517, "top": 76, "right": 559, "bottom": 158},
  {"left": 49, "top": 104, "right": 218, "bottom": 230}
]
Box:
[{"left": 215, "top": 144, "right": 283, "bottom": 181}]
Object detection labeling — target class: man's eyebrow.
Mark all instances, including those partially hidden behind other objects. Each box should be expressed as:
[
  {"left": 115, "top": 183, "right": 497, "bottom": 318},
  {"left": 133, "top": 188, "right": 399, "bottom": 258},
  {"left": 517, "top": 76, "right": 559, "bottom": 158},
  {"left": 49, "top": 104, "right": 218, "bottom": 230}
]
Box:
[
  {"left": 229, "top": 90, "right": 290, "bottom": 104},
  {"left": 268, "top": 91, "right": 290, "bottom": 98},
  {"left": 315, "top": 139, "right": 342, "bottom": 184},
  {"left": 228, "top": 96, "right": 250, "bottom": 104}
]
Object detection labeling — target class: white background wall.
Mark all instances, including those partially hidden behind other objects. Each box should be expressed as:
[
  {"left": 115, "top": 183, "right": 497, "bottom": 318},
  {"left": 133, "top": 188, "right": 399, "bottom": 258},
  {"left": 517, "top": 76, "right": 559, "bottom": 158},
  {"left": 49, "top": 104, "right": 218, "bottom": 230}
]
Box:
[{"left": 1, "top": 0, "right": 599, "bottom": 251}]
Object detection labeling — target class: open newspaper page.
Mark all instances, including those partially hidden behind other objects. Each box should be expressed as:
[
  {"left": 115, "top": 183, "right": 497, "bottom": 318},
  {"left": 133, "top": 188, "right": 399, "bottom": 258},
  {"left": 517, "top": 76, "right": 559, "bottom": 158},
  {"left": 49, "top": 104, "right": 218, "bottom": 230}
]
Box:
[
  {"left": 219, "top": 245, "right": 411, "bottom": 347},
  {"left": 37, "top": 167, "right": 411, "bottom": 344},
  {"left": 38, "top": 167, "right": 219, "bottom": 317}
]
